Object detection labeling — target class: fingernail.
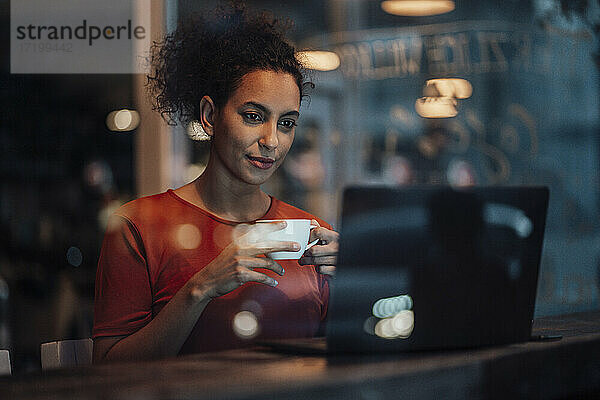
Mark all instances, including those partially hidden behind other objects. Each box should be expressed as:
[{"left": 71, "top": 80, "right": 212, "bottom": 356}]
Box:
[
  {"left": 281, "top": 268, "right": 285, "bottom": 275},
  {"left": 271, "top": 279, "right": 279, "bottom": 287}
]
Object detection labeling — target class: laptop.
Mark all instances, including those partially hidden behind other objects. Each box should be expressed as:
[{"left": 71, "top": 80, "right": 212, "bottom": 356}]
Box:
[{"left": 261, "top": 185, "right": 549, "bottom": 354}]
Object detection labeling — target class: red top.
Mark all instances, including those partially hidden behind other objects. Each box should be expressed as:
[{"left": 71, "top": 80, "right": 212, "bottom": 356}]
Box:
[{"left": 93, "top": 190, "right": 331, "bottom": 354}]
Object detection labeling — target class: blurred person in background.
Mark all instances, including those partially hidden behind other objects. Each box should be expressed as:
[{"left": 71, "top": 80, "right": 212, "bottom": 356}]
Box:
[
  {"left": 281, "top": 120, "right": 326, "bottom": 211},
  {"left": 92, "top": 1, "right": 339, "bottom": 363}
]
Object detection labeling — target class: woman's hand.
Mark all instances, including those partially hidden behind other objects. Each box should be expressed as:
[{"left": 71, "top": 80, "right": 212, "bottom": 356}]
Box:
[
  {"left": 188, "top": 221, "right": 299, "bottom": 300},
  {"left": 299, "top": 220, "right": 339, "bottom": 276}
]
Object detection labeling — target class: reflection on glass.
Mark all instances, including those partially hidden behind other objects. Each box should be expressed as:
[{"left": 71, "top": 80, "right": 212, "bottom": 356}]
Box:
[
  {"left": 484, "top": 203, "right": 533, "bottom": 238},
  {"left": 367, "top": 294, "right": 415, "bottom": 340},
  {"left": 372, "top": 294, "right": 413, "bottom": 318}
]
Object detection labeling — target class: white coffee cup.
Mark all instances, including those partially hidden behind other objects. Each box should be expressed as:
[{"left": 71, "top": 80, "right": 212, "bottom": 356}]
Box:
[{"left": 256, "top": 219, "right": 319, "bottom": 260}]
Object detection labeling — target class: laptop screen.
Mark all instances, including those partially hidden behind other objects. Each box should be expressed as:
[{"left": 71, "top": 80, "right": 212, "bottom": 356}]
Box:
[{"left": 328, "top": 186, "right": 549, "bottom": 352}]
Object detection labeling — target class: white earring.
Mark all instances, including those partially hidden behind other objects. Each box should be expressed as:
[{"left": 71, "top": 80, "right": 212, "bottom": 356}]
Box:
[{"left": 186, "top": 120, "right": 211, "bottom": 141}]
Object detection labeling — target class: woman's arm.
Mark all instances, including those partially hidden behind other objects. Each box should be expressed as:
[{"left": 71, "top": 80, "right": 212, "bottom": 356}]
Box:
[
  {"left": 93, "top": 221, "right": 297, "bottom": 363},
  {"left": 93, "top": 280, "right": 211, "bottom": 363}
]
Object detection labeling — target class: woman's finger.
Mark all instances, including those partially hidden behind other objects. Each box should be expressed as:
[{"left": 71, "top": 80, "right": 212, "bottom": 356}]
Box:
[
  {"left": 309, "top": 226, "right": 339, "bottom": 245},
  {"left": 303, "top": 240, "right": 338, "bottom": 258},
  {"left": 236, "top": 257, "right": 285, "bottom": 276},
  {"left": 298, "top": 255, "right": 337, "bottom": 266},
  {"left": 239, "top": 240, "right": 300, "bottom": 256},
  {"left": 243, "top": 270, "right": 279, "bottom": 287}
]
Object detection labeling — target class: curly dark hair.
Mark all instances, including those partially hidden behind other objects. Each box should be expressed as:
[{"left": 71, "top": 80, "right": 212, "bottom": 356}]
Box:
[{"left": 146, "top": 1, "right": 312, "bottom": 127}]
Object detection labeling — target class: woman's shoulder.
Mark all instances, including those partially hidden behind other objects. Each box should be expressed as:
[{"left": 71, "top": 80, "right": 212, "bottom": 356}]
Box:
[
  {"left": 114, "top": 191, "right": 173, "bottom": 217},
  {"left": 110, "top": 190, "right": 197, "bottom": 229},
  {"left": 268, "top": 197, "right": 332, "bottom": 230}
]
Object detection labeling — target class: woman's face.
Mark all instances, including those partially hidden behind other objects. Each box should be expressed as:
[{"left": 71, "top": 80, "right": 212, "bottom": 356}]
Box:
[{"left": 211, "top": 70, "right": 301, "bottom": 187}]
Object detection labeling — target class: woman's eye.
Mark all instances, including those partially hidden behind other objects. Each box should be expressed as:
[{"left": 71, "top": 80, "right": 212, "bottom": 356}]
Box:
[
  {"left": 243, "top": 112, "right": 263, "bottom": 123},
  {"left": 279, "top": 119, "right": 297, "bottom": 129}
]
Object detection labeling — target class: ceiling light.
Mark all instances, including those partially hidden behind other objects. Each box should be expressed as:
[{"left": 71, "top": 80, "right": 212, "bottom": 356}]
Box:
[
  {"left": 381, "top": 0, "right": 455, "bottom": 17},
  {"left": 296, "top": 50, "right": 340, "bottom": 71},
  {"left": 423, "top": 78, "right": 472, "bottom": 99},
  {"left": 415, "top": 97, "right": 458, "bottom": 118}
]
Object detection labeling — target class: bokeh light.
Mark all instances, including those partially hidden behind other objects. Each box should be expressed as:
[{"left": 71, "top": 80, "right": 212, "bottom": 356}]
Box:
[
  {"left": 175, "top": 224, "right": 202, "bottom": 250},
  {"left": 66, "top": 246, "right": 83, "bottom": 267},
  {"left": 390, "top": 104, "right": 417, "bottom": 129},
  {"left": 233, "top": 311, "right": 259, "bottom": 339},
  {"left": 105, "top": 109, "right": 140, "bottom": 132},
  {"left": 214, "top": 223, "right": 237, "bottom": 249},
  {"left": 374, "top": 317, "right": 396, "bottom": 339},
  {"left": 363, "top": 316, "right": 378, "bottom": 335},
  {"left": 114, "top": 110, "right": 132, "bottom": 130},
  {"left": 391, "top": 310, "right": 415, "bottom": 338},
  {"left": 447, "top": 159, "right": 476, "bottom": 187},
  {"left": 374, "top": 310, "right": 415, "bottom": 339},
  {"left": 372, "top": 294, "right": 413, "bottom": 318},
  {"left": 186, "top": 120, "right": 211, "bottom": 141}
]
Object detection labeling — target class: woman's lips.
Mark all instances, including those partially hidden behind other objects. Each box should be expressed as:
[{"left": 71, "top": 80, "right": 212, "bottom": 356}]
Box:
[{"left": 247, "top": 155, "right": 275, "bottom": 169}]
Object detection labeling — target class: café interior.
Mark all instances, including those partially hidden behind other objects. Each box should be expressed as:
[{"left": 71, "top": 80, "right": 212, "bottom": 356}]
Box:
[{"left": 1, "top": 0, "right": 600, "bottom": 398}]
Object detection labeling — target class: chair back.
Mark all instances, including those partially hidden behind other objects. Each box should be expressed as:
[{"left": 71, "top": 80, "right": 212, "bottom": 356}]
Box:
[
  {"left": 41, "top": 338, "right": 93, "bottom": 370},
  {"left": 0, "top": 349, "right": 11, "bottom": 375}
]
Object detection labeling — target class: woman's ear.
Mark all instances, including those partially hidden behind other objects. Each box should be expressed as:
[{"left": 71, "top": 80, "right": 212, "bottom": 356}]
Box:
[{"left": 199, "top": 96, "right": 216, "bottom": 137}]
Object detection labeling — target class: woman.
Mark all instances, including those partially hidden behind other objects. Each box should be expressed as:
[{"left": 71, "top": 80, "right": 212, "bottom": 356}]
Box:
[{"left": 92, "top": 2, "right": 339, "bottom": 362}]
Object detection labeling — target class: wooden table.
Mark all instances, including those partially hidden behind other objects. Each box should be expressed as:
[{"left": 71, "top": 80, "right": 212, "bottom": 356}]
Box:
[{"left": 2, "top": 312, "right": 599, "bottom": 399}]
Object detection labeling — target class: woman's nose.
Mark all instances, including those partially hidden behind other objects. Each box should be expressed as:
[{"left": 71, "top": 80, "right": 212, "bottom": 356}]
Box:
[{"left": 258, "top": 122, "right": 278, "bottom": 150}]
